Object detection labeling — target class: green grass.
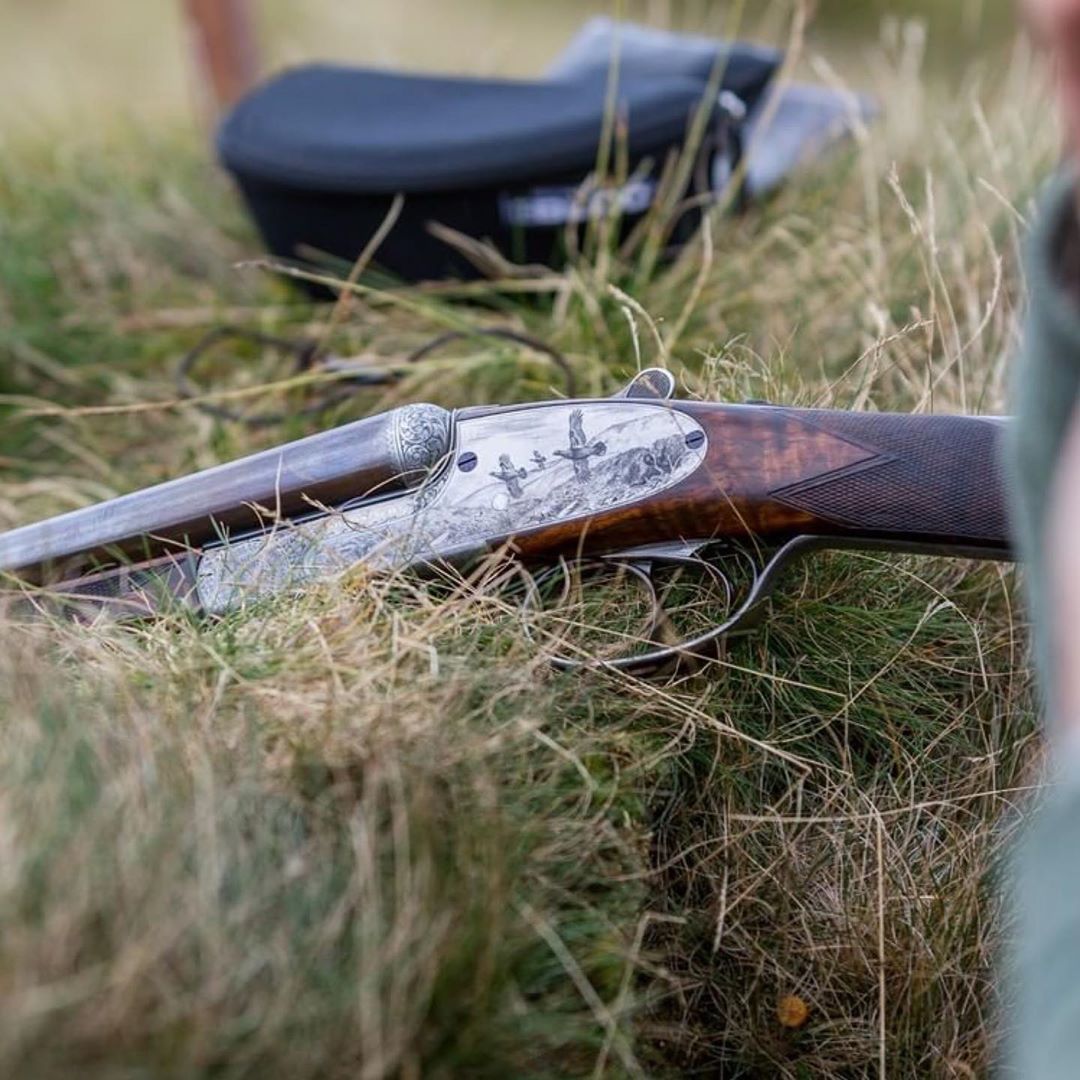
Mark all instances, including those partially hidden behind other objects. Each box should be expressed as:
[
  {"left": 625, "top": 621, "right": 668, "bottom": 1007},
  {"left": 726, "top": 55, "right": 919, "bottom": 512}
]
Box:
[{"left": 0, "top": 31, "right": 1055, "bottom": 1079}]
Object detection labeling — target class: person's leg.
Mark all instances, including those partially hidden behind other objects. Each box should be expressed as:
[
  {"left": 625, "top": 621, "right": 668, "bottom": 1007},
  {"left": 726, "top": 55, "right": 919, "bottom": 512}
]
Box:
[{"left": 181, "top": 0, "right": 260, "bottom": 116}]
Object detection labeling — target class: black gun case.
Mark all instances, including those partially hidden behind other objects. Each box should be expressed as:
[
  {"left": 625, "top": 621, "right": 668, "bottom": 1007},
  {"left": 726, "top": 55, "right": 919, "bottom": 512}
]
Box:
[{"left": 218, "top": 21, "right": 869, "bottom": 283}]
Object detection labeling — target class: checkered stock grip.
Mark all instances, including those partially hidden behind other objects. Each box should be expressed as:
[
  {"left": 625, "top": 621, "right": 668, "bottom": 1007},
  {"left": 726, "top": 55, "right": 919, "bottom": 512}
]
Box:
[
  {"left": 30, "top": 555, "right": 201, "bottom": 621},
  {"left": 770, "top": 410, "right": 1010, "bottom": 553}
]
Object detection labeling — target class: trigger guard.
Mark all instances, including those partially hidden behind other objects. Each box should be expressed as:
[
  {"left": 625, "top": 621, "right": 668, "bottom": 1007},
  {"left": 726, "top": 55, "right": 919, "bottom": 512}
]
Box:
[{"left": 549, "top": 535, "right": 826, "bottom": 678}]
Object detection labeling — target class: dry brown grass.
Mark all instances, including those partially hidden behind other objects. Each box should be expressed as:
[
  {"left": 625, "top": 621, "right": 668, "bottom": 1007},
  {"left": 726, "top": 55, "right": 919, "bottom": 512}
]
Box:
[{"left": 0, "top": 19, "right": 1058, "bottom": 1079}]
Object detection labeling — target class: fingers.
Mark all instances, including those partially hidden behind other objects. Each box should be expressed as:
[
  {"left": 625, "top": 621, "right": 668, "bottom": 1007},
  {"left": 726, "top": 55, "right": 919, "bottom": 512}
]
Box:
[
  {"left": 1020, "top": 0, "right": 1080, "bottom": 148},
  {"left": 1023, "top": 0, "right": 1080, "bottom": 43},
  {"left": 181, "top": 0, "right": 260, "bottom": 117}
]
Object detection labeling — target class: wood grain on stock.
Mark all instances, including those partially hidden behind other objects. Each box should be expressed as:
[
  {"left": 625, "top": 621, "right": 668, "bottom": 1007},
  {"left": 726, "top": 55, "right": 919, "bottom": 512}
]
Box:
[{"left": 511, "top": 403, "right": 1011, "bottom": 561}]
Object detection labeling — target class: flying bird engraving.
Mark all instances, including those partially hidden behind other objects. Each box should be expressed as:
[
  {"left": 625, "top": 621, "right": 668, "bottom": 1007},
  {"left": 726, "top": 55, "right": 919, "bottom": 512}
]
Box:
[
  {"left": 490, "top": 454, "right": 528, "bottom": 499},
  {"left": 553, "top": 410, "right": 607, "bottom": 481}
]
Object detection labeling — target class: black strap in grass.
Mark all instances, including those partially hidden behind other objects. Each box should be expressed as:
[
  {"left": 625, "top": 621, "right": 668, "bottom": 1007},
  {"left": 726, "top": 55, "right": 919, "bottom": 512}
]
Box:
[{"left": 175, "top": 325, "right": 576, "bottom": 428}]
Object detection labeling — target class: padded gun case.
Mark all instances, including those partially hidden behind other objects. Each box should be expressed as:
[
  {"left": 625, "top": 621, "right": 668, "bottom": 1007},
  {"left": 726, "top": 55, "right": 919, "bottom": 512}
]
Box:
[{"left": 218, "top": 22, "right": 869, "bottom": 283}]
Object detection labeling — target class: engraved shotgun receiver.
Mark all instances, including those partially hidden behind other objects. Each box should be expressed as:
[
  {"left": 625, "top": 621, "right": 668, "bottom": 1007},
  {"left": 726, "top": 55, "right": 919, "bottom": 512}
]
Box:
[{"left": 0, "top": 370, "right": 1012, "bottom": 676}]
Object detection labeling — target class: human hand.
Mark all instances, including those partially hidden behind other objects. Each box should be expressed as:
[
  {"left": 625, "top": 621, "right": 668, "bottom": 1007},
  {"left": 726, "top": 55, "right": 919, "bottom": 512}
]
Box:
[
  {"left": 1022, "top": 0, "right": 1080, "bottom": 151},
  {"left": 181, "top": 0, "right": 259, "bottom": 119}
]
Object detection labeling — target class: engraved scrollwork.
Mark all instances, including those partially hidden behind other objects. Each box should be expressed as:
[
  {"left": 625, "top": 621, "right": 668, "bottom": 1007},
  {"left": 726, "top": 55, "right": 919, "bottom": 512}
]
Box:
[{"left": 389, "top": 404, "right": 452, "bottom": 476}]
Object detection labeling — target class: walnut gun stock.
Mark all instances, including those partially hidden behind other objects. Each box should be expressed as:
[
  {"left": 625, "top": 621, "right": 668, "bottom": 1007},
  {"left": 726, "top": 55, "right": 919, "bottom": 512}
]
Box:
[{"left": 0, "top": 371, "right": 1012, "bottom": 673}]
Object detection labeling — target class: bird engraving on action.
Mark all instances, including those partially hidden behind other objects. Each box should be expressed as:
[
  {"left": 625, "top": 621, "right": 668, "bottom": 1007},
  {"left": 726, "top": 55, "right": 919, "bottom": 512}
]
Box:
[{"left": 553, "top": 410, "right": 607, "bottom": 480}]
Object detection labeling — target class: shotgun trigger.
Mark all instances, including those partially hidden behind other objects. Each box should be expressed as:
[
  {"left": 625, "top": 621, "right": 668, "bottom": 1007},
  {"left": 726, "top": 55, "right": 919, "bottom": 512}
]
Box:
[{"left": 525, "top": 535, "right": 829, "bottom": 678}]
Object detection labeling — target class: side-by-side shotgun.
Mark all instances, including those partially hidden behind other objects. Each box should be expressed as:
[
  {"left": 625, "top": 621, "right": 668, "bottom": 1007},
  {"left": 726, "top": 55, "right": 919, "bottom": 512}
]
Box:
[{"left": 0, "top": 370, "right": 1013, "bottom": 675}]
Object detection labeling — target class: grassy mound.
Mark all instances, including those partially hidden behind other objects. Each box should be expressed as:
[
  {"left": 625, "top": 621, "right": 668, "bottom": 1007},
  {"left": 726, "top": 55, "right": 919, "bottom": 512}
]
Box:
[{"left": 0, "top": 38, "right": 1053, "bottom": 1078}]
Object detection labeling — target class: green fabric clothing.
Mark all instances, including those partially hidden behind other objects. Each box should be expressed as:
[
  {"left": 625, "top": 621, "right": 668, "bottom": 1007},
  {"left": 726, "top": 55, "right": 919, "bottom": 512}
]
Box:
[
  {"left": 1008, "top": 167, "right": 1080, "bottom": 727},
  {"left": 1008, "top": 169, "right": 1080, "bottom": 1078},
  {"left": 1011, "top": 751, "right": 1080, "bottom": 1079}
]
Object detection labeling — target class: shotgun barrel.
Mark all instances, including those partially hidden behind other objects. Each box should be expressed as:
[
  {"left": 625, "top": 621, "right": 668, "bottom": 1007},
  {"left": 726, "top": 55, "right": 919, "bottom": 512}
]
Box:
[{"left": 0, "top": 403, "right": 451, "bottom": 580}]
